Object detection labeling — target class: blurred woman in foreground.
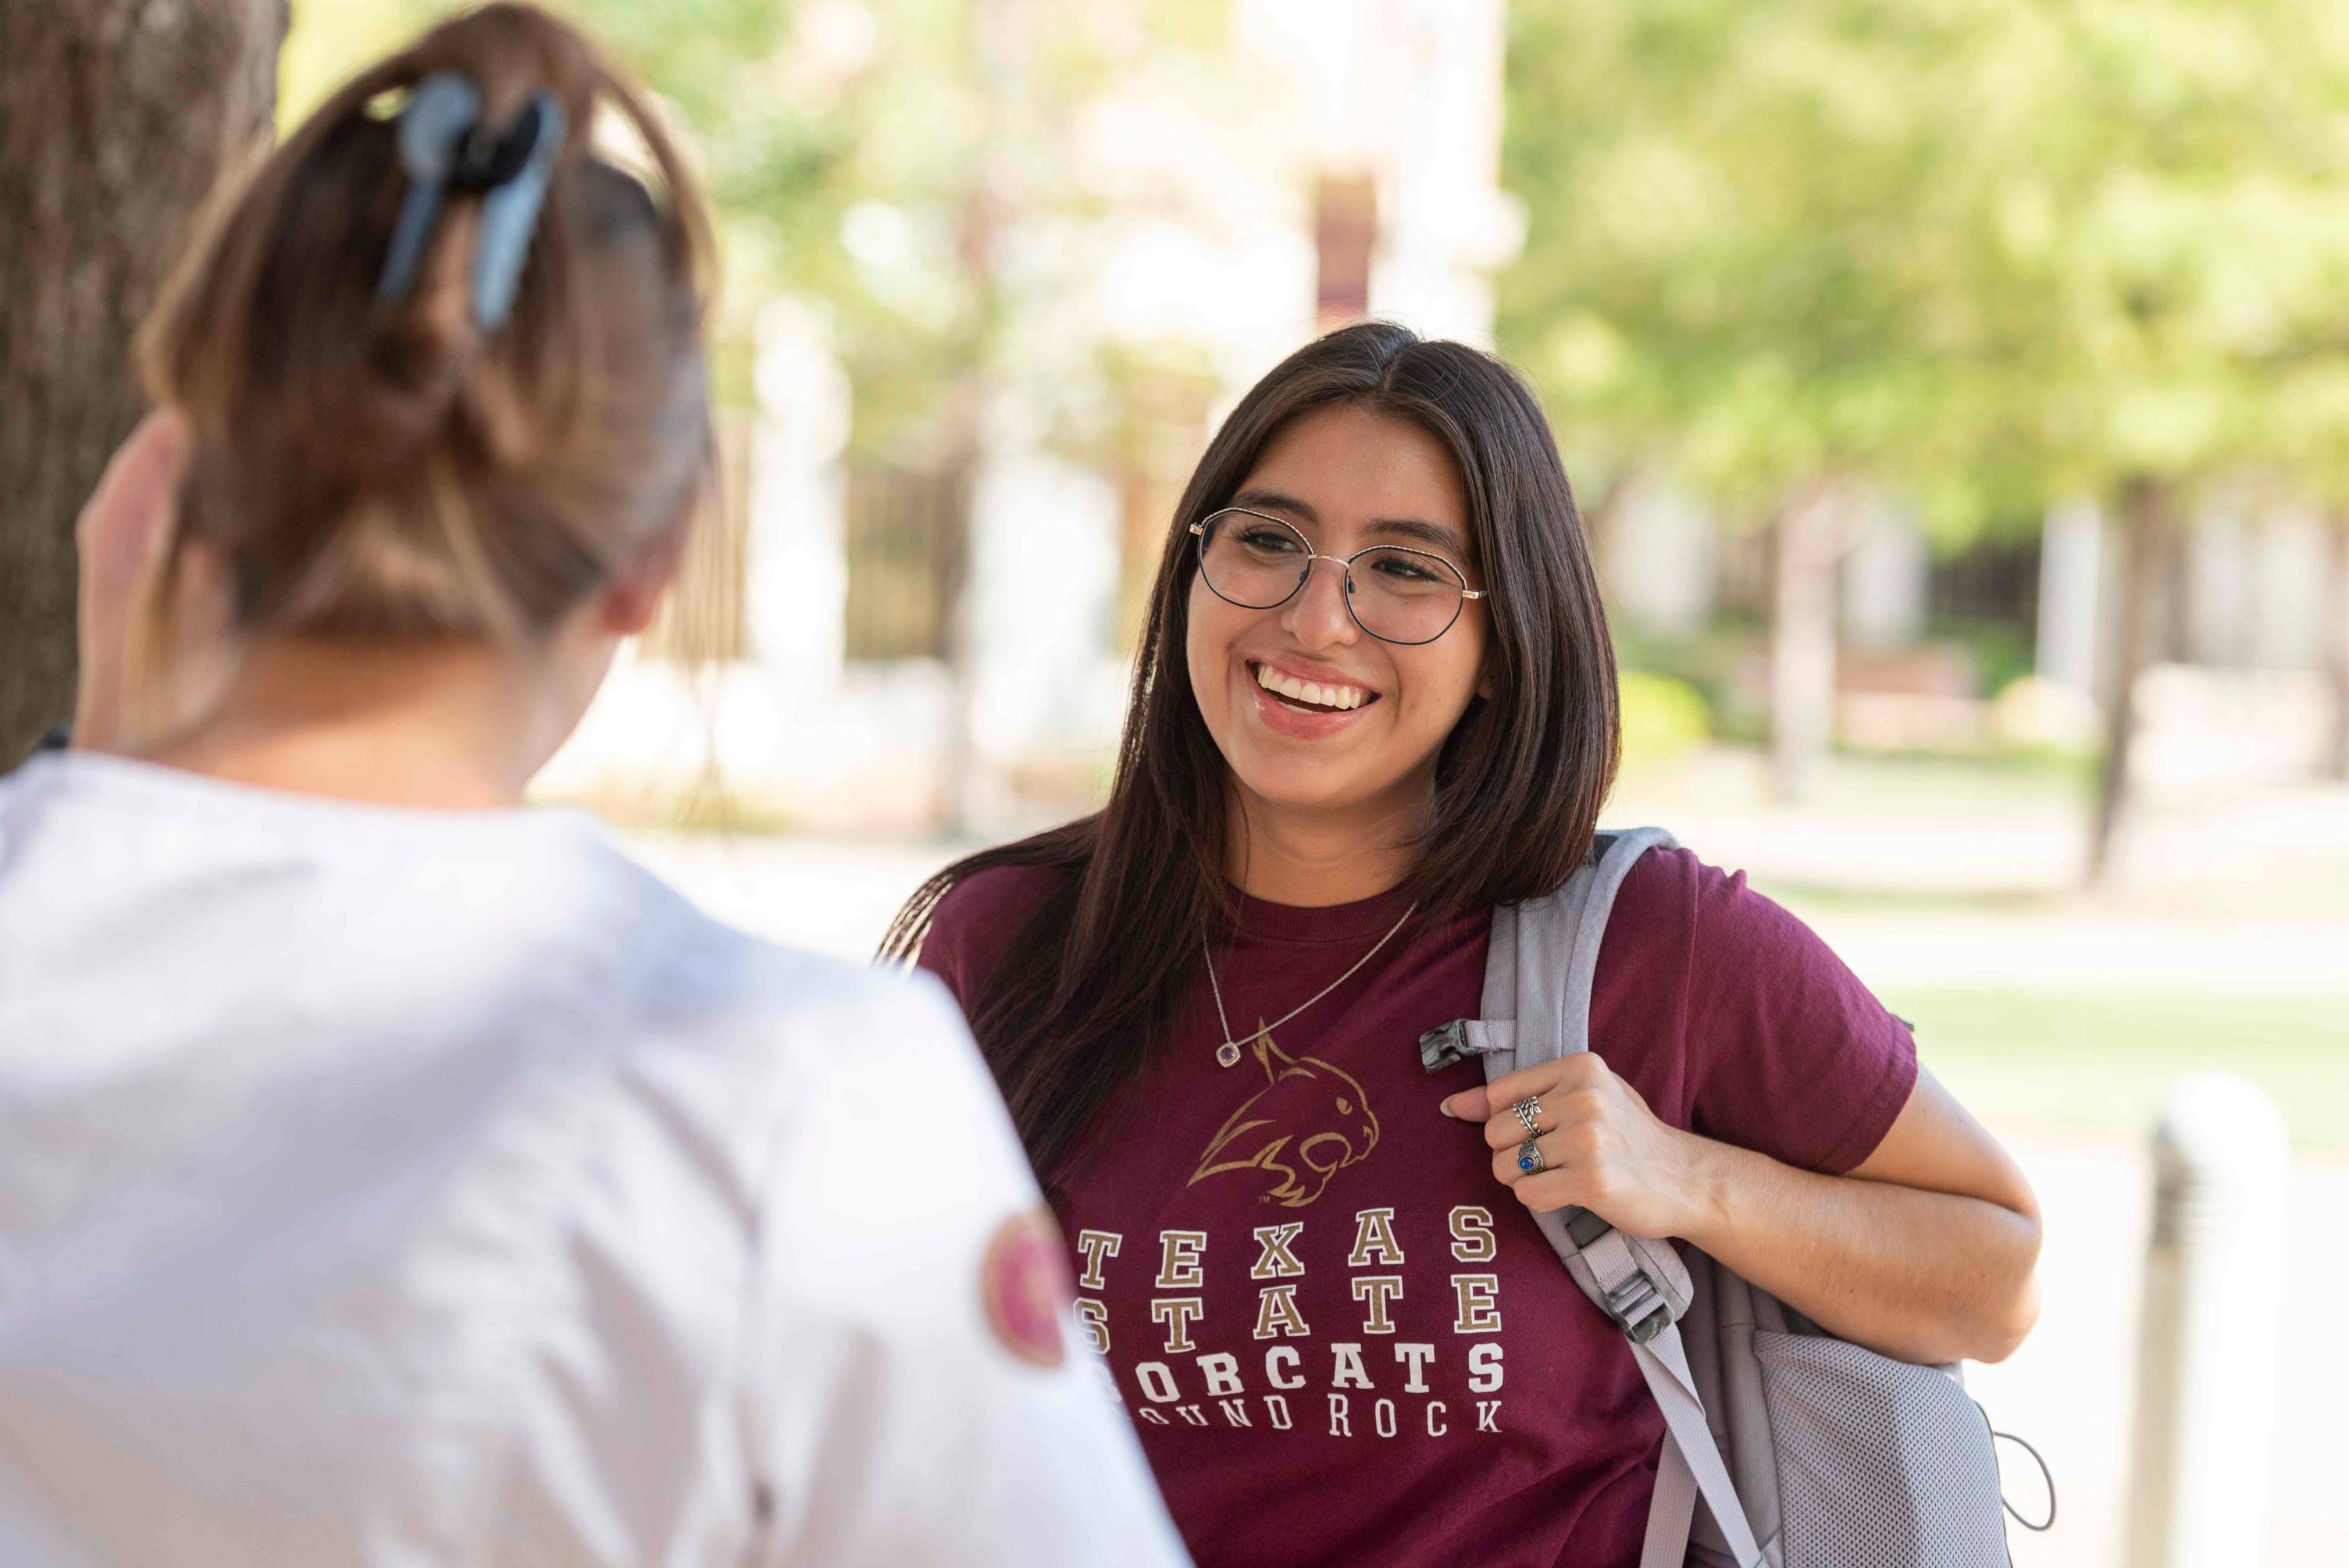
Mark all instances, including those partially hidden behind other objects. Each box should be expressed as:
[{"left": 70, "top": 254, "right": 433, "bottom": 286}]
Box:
[{"left": 0, "top": 7, "right": 1183, "bottom": 1564}]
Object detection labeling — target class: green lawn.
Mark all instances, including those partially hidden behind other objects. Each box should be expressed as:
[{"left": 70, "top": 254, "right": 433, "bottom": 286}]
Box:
[{"left": 1885, "top": 987, "right": 2349, "bottom": 1156}]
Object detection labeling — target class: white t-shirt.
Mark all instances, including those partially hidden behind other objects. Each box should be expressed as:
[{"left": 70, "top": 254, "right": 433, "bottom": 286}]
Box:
[{"left": 0, "top": 752, "right": 1187, "bottom": 1567}]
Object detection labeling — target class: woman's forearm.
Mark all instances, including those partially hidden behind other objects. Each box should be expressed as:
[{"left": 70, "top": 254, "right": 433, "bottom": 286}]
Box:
[{"left": 1674, "top": 1131, "right": 2041, "bottom": 1366}]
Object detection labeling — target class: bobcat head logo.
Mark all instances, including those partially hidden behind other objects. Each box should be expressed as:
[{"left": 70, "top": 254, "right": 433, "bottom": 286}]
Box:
[{"left": 1189, "top": 1028, "right": 1380, "bottom": 1208}]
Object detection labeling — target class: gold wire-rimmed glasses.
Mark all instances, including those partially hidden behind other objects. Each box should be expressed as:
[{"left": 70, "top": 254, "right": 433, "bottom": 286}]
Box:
[{"left": 1189, "top": 506, "right": 1487, "bottom": 646}]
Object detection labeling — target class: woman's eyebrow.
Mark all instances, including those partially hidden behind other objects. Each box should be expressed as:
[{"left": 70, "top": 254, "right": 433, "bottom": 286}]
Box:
[
  {"left": 1228, "top": 488, "right": 1317, "bottom": 522},
  {"left": 1365, "top": 516, "right": 1473, "bottom": 559}
]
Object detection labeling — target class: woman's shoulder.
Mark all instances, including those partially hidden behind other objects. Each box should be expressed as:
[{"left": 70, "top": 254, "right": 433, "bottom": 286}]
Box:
[
  {"left": 1611, "top": 835, "right": 1833, "bottom": 923},
  {"left": 928, "top": 858, "right": 1072, "bottom": 937},
  {"left": 1608, "top": 839, "right": 1736, "bottom": 932},
  {"left": 1599, "top": 838, "right": 1825, "bottom": 976},
  {"left": 918, "top": 857, "right": 1075, "bottom": 1009}
]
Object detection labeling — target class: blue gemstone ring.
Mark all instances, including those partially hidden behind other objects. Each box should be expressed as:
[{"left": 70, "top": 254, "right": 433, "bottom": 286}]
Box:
[{"left": 1517, "top": 1138, "right": 1545, "bottom": 1174}]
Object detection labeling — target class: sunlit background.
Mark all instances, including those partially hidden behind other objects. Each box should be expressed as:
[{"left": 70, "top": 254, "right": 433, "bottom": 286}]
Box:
[{"left": 281, "top": 3, "right": 2349, "bottom": 1561}]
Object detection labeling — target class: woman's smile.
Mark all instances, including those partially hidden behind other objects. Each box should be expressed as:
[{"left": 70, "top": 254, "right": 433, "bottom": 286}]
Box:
[{"left": 1242, "top": 656, "right": 1385, "bottom": 739}]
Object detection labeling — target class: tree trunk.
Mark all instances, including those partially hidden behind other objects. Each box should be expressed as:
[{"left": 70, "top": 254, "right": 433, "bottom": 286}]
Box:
[
  {"left": 2325, "top": 510, "right": 2349, "bottom": 784},
  {"left": 2088, "top": 477, "right": 2169, "bottom": 885},
  {"left": 0, "top": 0, "right": 285, "bottom": 763},
  {"left": 1769, "top": 483, "right": 1843, "bottom": 804}
]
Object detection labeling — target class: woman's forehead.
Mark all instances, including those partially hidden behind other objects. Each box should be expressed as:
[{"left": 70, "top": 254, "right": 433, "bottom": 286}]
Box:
[{"left": 1234, "top": 405, "right": 1473, "bottom": 558}]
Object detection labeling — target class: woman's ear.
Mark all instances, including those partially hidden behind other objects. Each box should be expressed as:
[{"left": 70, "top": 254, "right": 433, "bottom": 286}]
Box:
[
  {"left": 75, "top": 411, "right": 198, "bottom": 752},
  {"left": 597, "top": 519, "right": 689, "bottom": 637}
]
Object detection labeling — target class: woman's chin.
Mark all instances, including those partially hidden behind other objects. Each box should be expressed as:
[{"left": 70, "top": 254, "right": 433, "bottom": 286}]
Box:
[{"left": 1228, "top": 763, "right": 1376, "bottom": 818}]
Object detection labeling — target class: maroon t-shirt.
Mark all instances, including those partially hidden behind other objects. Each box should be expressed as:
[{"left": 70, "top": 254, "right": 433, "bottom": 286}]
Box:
[{"left": 918, "top": 846, "right": 1916, "bottom": 1568}]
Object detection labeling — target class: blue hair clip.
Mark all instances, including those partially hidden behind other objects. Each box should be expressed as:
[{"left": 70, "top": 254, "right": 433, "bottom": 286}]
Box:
[{"left": 375, "top": 70, "right": 567, "bottom": 331}]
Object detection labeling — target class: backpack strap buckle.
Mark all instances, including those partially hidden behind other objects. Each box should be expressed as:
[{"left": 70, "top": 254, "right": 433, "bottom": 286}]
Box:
[
  {"left": 1605, "top": 1273, "right": 1674, "bottom": 1344},
  {"left": 1418, "top": 1018, "right": 1517, "bottom": 1073},
  {"left": 1567, "top": 1213, "right": 1689, "bottom": 1345}
]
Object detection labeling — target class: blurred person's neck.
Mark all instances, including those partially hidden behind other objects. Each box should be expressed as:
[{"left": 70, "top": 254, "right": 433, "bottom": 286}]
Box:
[{"left": 135, "top": 633, "right": 607, "bottom": 811}]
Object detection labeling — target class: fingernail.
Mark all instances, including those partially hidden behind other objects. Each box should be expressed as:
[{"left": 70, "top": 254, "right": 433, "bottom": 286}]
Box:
[{"left": 1438, "top": 1096, "right": 1456, "bottom": 1118}]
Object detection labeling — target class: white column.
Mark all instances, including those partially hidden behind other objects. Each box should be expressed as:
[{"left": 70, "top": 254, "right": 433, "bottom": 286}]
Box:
[
  {"left": 1840, "top": 504, "right": 1928, "bottom": 650},
  {"left": 1604, "top": 483, "right": 1718, "bottom": 636},
  {"left": 2185, "top": 506, "right": 2248, "bottom": 668},
  {"left": 964, "top": 445, "right": 1123, "bottom": 781},
  {"left": 2251, "top": 511, "right": 2327, "bottom": 671},
  {"left": 2123, "top": 1074, "right": 2288, "bottom": 1568},
  {"left": 745, "top": 298, "right": 850, "bottom": 704},
  {"left": 2037, "top": 501, "right": 2104, "bottom": 702},
  {"left": 1375, "top": 0, "right": 1520, "bottom": 345}
]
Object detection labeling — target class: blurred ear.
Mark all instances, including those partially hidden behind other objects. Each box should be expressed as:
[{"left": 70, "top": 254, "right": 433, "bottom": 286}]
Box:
[
  {"left": 596, "top": 519, "right": 687, "bottom": 637},
  {"left": 75, "top": 411, "right": 194, "bottom": 752}
]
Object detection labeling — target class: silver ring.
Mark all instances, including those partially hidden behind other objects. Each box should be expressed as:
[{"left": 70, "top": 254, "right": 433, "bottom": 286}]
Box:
[
  {"left": 1517, "top": 1137, "right": 1545, "bottom": 1175},
  {"left": 1512, "top": 1096, "right": 1542, "bottom": 1137}
]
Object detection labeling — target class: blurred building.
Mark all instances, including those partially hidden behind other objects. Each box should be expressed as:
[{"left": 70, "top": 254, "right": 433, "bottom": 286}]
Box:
[
  {"left": 1601, "top": 483, "right": 2341, "bottom": 779},
  {"left": 540, "top": 0, "right": 2343, "bottom": 829},
  {"left": 544, "top": 0, "right": 1520, "bottom": 831}
]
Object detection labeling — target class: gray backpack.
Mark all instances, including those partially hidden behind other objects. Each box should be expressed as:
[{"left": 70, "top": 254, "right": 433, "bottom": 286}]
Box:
[{"left": 1419, "top": 828, "right": 2048, "bottom": 1568}]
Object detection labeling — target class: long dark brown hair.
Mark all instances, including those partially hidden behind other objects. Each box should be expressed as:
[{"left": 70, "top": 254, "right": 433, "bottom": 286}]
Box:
[{"left": 881, "top": 322, "right": 1620, "bottom": 1179}]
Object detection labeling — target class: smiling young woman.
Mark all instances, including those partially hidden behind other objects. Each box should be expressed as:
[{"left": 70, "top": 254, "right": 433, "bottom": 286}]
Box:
[{"left": 883, "top": 322, "right": 2042, "bottom": 1568}]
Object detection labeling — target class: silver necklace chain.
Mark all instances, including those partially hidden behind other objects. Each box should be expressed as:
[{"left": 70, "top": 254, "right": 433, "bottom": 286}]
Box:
[{"left": 1201, "top": 901, "right": 1419, "bottom": 1067}]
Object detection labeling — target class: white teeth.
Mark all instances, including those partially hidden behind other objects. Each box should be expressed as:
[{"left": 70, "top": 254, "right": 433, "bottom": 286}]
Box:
[{"left": 1254, "top": 663, "right": 1370, "bottom": 711}]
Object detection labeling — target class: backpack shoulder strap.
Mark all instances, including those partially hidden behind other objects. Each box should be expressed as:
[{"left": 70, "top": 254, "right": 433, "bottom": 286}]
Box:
[
  {"left": 1420, "top": 826, "right": 1695, "bottom": 1335},
  {"left": 1420, "top": 827, "right": 1767, "bottom": 1568}
]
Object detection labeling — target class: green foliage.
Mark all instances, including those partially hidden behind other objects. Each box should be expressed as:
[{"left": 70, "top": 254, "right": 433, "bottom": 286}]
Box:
[
  {"left": 1499, "top": 0, "right": 2349, "bottom": 536},
  {"left": 1615, "top": 620, "right": 1766, "bottom": 736},
  {"left": 1925, "top": 617, "right": 2034, "bottom": 698},
  {"left": 1618, "top": 668, "right": 1714, "bottom": 772},
  {"left": 1501, "top": 1, "right": 1989, "bottom": 522},
  {"left": 1874, "top": 984, "right": 2349, "bottom": 1151}
]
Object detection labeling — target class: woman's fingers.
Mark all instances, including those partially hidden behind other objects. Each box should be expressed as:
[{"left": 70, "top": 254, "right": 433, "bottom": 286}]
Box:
[
  {"left": 1490, "top": 1116, "right": 1589, "bottom": 1178},
  {"left": 1448, "top": 1056, "right": 1673, "bottom": 1223},
  {"left": 1477, "top": 1064, "right": 1700, "bottom": 1238},
  {"left": 1440, "top": 1052, "right": 1602, "bottom": 1127},
  {"left": 1439, "top": 1083, "right": 1495, "bottom": 1121},
  {"left": 1446, "top": 1059, "right": 1610, "bottom": 1152}
]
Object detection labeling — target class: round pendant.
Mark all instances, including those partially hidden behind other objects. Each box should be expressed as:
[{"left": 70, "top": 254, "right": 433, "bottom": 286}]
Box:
[{"left": 1216, "top": 1041, "right": 1242, "bottom": 1068}]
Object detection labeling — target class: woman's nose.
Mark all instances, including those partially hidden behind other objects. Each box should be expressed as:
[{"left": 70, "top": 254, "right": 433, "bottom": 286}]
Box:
[{"left": 1281, "top": 554, "right": 1359, "bottom": 647}]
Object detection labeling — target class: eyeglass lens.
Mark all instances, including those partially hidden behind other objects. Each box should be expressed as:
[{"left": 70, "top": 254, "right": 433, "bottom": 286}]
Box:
[{"left": 1196, "top": 509, "right": 1467, "bottom": 645}]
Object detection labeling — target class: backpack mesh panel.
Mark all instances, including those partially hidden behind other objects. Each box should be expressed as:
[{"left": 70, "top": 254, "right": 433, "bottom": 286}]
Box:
[{"left": 1751, "top": 1331, "right": 2012, "bottom": 1568}]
